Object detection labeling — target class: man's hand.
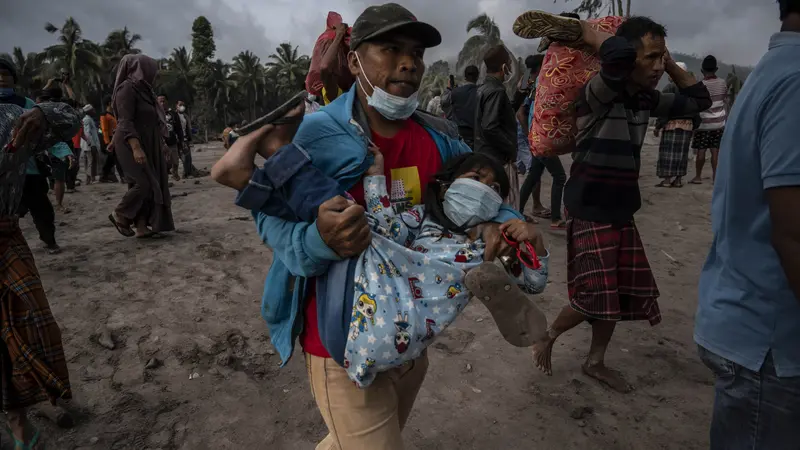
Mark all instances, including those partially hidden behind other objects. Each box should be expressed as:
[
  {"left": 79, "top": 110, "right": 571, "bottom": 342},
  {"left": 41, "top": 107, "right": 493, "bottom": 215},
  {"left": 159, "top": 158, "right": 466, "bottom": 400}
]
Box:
[
  {"left": 479, "top": 222, "right": 514, "bottom": 261},
  {"left": 664, "top": 50, "right": 696, "bottom": 89},
  {"left": 500, "top": 219, "right": 547, "bottom": 256},
  {"left": 317, "top": 196, "right": 371, "bottom": 258},
  {"left": 254, "top": 103, "right": 305, "bottom": 160},
  {"left": 334, "top": 22, "right": 348, "bottom": 37},
  {"left": 66, "top": 155, "right": 74, "bottom": 169},
  {"left": 11, "top": 107, "right": 47, "bottom": 149}
]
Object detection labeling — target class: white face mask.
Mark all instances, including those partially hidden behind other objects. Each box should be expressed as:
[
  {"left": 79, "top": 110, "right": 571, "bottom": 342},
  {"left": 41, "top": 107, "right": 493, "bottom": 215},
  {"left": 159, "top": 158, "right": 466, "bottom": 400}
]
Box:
[
  {"left": 177, "top": 105, "right": 186, "bottom": 113},
  {"left": 442, "top": 178, "right": 503, "bottom": 229},
  {"left": 354, "top": 53, "right": 419, "bottom": 121}
]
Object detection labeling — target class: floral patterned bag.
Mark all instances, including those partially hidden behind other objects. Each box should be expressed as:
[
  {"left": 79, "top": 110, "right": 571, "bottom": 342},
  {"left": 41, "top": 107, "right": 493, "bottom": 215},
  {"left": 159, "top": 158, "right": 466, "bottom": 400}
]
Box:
[{"left": 529, "top": 16, "right": 625, "bottom": 157}]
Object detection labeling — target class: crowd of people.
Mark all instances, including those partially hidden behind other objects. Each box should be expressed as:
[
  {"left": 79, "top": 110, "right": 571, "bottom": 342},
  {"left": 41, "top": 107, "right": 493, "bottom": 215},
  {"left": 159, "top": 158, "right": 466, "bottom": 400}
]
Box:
[{"left": 0, "top": 0, "right": 798, "bottom": 448}]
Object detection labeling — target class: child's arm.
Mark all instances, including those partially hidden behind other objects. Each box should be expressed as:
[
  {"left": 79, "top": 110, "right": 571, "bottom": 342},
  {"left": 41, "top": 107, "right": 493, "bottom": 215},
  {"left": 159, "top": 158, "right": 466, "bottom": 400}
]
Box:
[
  {"left": 499, "top": 219, "right": 550, "bottom": 294},
  {"left": 363, "top": 145, "right": 424, "bottom": 245}
]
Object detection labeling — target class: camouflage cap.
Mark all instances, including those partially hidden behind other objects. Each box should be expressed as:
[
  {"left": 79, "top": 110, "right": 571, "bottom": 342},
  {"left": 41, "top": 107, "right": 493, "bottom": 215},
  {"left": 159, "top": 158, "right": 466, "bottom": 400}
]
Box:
[{"left": 350, "top": 3, "right": 442, "bottom": 51}]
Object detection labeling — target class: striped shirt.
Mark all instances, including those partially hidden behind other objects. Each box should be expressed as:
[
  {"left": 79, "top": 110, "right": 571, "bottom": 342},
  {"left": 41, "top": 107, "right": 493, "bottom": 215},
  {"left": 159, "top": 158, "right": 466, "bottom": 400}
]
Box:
[
  {"left": 698, "top": 76, "right": 728, "bottom": 130},
  {"left": 564, "top": 37, "right": 712, "bottom": 223}
]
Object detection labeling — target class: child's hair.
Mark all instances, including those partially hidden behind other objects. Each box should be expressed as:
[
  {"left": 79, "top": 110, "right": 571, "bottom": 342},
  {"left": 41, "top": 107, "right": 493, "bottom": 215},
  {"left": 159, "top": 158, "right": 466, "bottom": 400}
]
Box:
[{"left": 423, "top": 152, "right": 509, "bottom": 233}]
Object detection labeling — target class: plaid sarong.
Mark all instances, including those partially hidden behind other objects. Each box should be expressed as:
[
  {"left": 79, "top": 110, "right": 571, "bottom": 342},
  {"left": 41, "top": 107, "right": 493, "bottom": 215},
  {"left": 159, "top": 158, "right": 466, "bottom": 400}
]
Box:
[
  {"left": 0, "top": 217, "right": 71, "bottom": 410},
  {"left": 656, "top": 129, "right": 693, "bottom": 178},
  {"left": 566, "top": 218, "right": 661, "bottom": 325}
]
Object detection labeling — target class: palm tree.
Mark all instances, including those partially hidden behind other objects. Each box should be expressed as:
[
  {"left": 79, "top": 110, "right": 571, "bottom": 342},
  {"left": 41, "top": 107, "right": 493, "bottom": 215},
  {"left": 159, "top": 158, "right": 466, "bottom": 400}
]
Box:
[
  {"left": 457, "top": 14, "right": 519, "bottom": 96},
  {"left": 103, "top": 27, "right": 142, "bottom": 75},
  {"left": 231, "top": 50, "right": 264, "bottom": 121},
  {"left": 456, "top": 14, "right": 501, "bottom": 72},
  {"left": 568, "top": 0, "right": 630, "bottom": 17},
  {"left": 0, "top": 47, "right": 44, "bottom": 96},
  {"left": 42, "top": 17, "right": 104, "bottom": 102},
  {"left": 266, "top": 43, "right": 311, "bottom": 96},
  {"left": 418, "top": 60, "right": 450, "bottom": 108},
  {"left": 159, "top": 47, "right": 194, "bottom": 104},
  {"left": 210, "top": 59, "right": 235, "bottom": 124}
]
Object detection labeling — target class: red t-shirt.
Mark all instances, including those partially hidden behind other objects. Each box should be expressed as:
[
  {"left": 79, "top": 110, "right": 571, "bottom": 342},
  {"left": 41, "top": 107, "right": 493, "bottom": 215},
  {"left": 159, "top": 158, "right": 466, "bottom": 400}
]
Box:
[{"left": 300, "top": 119, "right": 443, "bottom": 357}]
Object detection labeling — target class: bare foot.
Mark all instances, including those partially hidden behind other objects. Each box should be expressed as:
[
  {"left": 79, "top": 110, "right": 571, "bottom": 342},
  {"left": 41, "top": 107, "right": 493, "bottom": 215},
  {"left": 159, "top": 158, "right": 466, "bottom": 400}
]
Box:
[
  {"left": 532, "top": 333, "right": 555, "bottom": 375},
  {"left": 582, "top": 362, "right": 632, "bottom": 393},
  {"left": 689, "top": 177, "right": 703, "bottom": 184}
]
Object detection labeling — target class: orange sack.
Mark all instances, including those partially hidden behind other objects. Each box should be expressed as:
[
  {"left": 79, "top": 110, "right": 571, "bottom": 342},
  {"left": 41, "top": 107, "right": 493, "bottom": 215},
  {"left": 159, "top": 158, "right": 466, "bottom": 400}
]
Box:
[
  {"left": 305, "top": 12, "right": 355, "bottom": 97},
  {"left": 529, "top": 16, "right": 625, "bottom": 157}
]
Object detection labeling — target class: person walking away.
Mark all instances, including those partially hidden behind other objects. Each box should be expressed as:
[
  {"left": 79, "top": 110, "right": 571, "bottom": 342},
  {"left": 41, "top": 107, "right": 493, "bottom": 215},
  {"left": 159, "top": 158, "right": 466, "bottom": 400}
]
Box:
[
  {"left": 426, "top": 89, "right": 443, "bottom": 116},
  {"left": 441, "top": 65, "right": 479, "bottom": 148},
  {"left": 519, "top": 13, "right": 711, "bottom": 391},
  {"left": 211, "top": 4, "right": 520, "bottom": 448},
  {"left": 158, "top": 94, "right": 183, "bottom": 181},
  {"left": 690, "top": 55, "right": 727, "bottom": 184},
  {"left": 0, "top": 62, "right": 76, "bottom": 449},
  {"left": 654, "top": 61, "right": 700, "bottom": 188},
  {"left": 695, "top": 2, "right": 800, "bottom": 448},
  {"left": 517, "top": 54, "right": 568, "bottom": 228},
  {"left": 475, "top": 45, "right": 522, "bottom": 210},
  {"left": 108, "top": 54, "right": 175, "bottom": 239},
  {"left": 81, "top": 104, "right": 101, "bottom": 185},
  {"left": 36, "top": 86, "right": 73, "bottom": 213},
  {"left": 176, "top": 100, "right": 193, "bottom": 178},
  {"left": 99, "top": 99, "right": 121, "bottom": 182},
  {"left": 319, "top": 20, "right": 352, "bottom": 105},
  {"left": 66, "top": 100, "right": 82, "bottom": 193}
]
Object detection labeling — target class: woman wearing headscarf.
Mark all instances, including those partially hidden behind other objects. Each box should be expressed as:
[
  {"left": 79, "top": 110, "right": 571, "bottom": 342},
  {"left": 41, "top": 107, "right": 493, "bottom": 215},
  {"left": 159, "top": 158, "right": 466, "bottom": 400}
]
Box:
[{"left": 108, "top": 54, "right": 174, "bottom": 238}]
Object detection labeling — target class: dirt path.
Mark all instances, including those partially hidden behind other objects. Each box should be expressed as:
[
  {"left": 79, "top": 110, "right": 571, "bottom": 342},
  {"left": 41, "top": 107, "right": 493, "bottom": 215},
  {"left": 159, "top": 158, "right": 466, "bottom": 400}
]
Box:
[{"left": 16, "top": 138, "right": 715, "bottom": 450}]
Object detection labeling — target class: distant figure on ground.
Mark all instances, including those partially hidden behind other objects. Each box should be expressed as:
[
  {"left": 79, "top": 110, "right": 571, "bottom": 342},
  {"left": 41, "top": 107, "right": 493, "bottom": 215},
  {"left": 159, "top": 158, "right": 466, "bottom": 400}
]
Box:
[
  {"left": 81, "top": 104, "right": 101, "bottom": 185},
  {"left": 426, "top": 88, "right": 443, "bottom": 116},
  {"left": 158, "top": 94, "right": 183, "bottom": 181},
  {"left": 442, "top": 65, "right": 479, "bottom": 148},
  {"left": 108, "top": 54, "right": 175, "bottom": 239},
  {"left": 176, "top": 100, "right": 193, "bottom": 178},
  {"left": 654, "top": 61, "right": 701, "bottom": 188},
  {"left": 475, "top": 45, "right": 521, "bottom": 210},
  {"left": 690, "top": 55, "right": 727, "bottom": 184}
]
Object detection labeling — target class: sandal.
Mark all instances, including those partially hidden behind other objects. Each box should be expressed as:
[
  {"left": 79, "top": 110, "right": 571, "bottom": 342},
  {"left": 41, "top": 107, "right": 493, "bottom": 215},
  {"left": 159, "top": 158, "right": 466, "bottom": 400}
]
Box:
[
  {"left": 5, "top": 422, "right": 43, "bottom": 450},
  {"left": 655, "top": 180, "right": 671, "bottom": 188},
  {"left": 550, "top": 221, "right": 567, "bottom": 230},
  {"left": 108, "top": 213, "right": 135, "bottom": 238},
  {"left": 689, "top": 179, "right": 703, "bottom": 185},
  {"left": 670, "top": 179, "right": 684, "bottom": 188},
  {"left": 513, "top": 10, "right": 583, "bottom": 41},
  {"left": 532, "top": 208, "right": 551, "bottom": 219}
]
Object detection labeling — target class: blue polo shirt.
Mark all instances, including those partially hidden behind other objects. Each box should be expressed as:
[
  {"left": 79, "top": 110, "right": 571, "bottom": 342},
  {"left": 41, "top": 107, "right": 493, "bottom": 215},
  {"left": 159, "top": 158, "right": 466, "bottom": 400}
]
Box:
[{"left": 695, "top": 32, "right": 800, "bottom": 377}]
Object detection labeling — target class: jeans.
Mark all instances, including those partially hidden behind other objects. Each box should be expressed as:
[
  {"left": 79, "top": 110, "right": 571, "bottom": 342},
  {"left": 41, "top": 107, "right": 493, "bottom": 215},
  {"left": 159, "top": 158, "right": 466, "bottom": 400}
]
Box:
[
  {"left": 698, "top": 346, "right": 800, "bottom": 450},
  {"left": 234, "top": 143, "right": 343, "bottom": 222},
  {"left": 519, "top": 155, "right": 566, "bottom": 220}
]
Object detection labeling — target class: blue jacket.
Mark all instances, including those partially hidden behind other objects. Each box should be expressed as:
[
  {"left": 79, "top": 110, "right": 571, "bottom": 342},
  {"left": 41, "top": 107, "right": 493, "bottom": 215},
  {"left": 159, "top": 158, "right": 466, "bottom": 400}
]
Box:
[{"left": 250, "top": 85, "right": 522, "bottom": 366}]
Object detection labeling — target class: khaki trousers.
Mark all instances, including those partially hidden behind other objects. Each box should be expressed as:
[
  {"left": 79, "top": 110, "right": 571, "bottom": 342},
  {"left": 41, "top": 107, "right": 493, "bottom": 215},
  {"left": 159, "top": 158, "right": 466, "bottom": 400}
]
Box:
[{"left": 305, "top": 352, "right": 429, "bottom": 450}]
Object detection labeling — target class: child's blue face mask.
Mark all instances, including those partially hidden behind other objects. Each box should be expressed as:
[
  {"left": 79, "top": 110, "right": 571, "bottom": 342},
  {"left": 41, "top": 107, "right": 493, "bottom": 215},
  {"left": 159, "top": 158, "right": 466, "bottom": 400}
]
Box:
[{"left": 442, "top": 178, "right": 503, "bottom": 229}]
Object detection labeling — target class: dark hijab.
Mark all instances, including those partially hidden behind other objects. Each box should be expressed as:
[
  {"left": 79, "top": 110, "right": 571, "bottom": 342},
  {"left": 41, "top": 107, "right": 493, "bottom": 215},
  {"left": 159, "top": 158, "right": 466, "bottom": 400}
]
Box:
[{"left": 112, "top": 54, "right": 167, "bottom": 135}]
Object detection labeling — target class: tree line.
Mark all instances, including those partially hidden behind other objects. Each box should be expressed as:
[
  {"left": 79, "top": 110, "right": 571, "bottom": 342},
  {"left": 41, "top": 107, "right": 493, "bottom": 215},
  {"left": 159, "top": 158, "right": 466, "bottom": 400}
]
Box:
[{"left": 2, "top": 16, "right": 310, "bottom": 139}]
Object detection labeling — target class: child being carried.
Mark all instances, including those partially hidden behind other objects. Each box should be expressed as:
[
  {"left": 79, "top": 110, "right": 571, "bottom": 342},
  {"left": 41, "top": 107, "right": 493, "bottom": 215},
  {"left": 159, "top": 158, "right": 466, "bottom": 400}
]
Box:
[{"left": 239, "top": 142, "right": 550, "bottom": 387}]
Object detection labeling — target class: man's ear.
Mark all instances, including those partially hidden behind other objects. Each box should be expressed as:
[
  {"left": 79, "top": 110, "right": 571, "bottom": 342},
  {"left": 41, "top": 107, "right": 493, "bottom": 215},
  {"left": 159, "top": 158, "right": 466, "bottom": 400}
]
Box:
[{"left": 347, "top": 50, "right": 361, "bottom": 78}]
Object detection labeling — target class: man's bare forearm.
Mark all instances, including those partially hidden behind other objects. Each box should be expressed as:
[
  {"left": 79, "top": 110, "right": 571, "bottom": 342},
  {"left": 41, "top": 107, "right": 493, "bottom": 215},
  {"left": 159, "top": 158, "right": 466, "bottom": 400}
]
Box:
[{"left": 210, "top": 133, "right": 259, "bottom": 191}]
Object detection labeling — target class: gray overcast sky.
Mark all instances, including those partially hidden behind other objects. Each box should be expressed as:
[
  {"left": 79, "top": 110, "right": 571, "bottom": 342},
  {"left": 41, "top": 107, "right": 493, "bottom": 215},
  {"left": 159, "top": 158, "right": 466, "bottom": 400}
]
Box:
[{"left": 1, "top": 0, "right": 780, "bottom": 68}]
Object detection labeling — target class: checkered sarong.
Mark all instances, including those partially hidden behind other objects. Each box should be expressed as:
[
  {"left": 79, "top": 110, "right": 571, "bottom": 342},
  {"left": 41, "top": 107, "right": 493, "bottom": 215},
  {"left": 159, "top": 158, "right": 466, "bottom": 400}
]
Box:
[
  {"left": 566, "top": 218, "right": 661, "bottom": 325},
  {"left": 0, "top": 218, "right": 71, "bottom": 410},
  {"left": 656, "top": 129, "right": 693, "bottom": 178}
]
